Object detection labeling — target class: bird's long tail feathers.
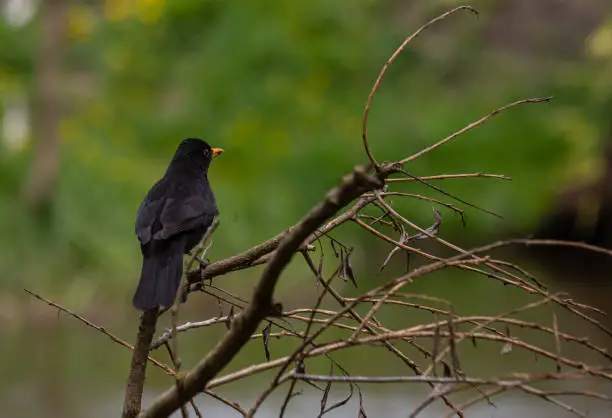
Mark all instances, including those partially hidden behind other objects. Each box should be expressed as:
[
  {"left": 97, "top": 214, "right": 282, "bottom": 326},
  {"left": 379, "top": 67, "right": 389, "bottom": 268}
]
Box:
[{"left": 132, "top": 237, "right": 185, "bottom": 310}]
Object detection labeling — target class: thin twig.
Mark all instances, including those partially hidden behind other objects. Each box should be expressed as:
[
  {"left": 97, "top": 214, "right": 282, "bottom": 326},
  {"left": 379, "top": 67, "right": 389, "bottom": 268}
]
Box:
[
  {"left": 386, "top": 173, "right": 511, "bottom": 182},
  {"left": 24, "top": 289, "right": 175, "bottom": 375},
  {"left": 400, "top": 97, "right": 552, "bottom": 164},
  {"left": 362, "top": 5, "right": 479, "bottom": 168}
]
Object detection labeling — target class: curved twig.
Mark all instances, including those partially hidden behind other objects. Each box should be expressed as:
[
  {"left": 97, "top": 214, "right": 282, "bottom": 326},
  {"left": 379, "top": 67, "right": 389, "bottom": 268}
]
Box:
[{"left": 362, "top": 6, "right": 479, "bottom": 168}]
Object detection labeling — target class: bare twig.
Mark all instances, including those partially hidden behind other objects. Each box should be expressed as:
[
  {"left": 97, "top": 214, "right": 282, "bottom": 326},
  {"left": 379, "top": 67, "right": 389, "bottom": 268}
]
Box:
[
  {"left": 394, "top": 169, "right": 504, "bottom": 219},
  {"left": 400, "top": 97, "right": 552, "bottom": 164},
  {"left": 362, "top": 5, "right": 479, "bottom": 168},
  {"left": 386, "top": 173, "right": 512, "bottom": 182},
  {"left": 23, "top": 289, "right": 175, "bottom": 375},
  {"left": 123, "top": 308, "right": 159, "bottom": 418}
]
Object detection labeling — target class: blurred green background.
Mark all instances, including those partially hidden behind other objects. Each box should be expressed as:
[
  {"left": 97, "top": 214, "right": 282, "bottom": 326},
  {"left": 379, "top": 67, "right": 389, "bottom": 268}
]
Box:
[{"left": 1, "top": 0, "right": 612, "bottom": 417}]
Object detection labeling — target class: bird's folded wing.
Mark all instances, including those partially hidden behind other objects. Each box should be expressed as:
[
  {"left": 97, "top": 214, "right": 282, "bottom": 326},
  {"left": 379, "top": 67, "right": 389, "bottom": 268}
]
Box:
[
  {"left": 135, "top": 196, "right": 165, "bottom": 245},
  {"left": 156, "top": 195, "right": 218, "bottom": 240}
]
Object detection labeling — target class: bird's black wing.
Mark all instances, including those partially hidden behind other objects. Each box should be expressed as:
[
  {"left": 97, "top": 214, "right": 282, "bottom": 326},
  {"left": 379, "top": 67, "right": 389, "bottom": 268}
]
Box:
[
  {"left": 135, "top": 179, "right": 167, "bottom": 246},
  {"left": 155, "top": 193, "right": 218, "bottom": 241}
]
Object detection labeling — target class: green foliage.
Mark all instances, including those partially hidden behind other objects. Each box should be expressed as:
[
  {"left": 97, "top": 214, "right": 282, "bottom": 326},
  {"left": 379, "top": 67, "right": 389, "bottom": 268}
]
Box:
[{"left": 0, "top": 1, "right": 610, "bottom": 305}]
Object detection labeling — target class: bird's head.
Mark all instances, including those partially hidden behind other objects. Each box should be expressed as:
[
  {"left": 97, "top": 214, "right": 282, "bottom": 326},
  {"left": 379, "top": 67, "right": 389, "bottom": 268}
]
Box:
[{"left": 171, "top": 138, "right": 224, "bottom": 171}]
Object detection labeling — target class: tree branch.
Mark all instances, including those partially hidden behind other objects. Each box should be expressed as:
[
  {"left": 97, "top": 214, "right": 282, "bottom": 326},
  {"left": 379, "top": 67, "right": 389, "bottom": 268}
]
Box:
[
  {"left": 140, "top": 166, "right": 385, "bottom": 417},
  {"left": 123, "top": 308, "right": 159, "bottom": 418}
]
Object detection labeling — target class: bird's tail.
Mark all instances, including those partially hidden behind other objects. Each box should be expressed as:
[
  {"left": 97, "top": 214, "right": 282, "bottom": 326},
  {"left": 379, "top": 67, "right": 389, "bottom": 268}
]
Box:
[{"left": 132, "top": 237, "right": 185, "bottom": 310}]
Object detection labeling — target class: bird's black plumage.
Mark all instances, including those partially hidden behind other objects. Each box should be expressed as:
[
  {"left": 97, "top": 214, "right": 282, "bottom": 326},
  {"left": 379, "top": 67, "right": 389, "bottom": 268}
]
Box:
[{"left": 132, "top": 138, "right": 223, "bottom": 310}]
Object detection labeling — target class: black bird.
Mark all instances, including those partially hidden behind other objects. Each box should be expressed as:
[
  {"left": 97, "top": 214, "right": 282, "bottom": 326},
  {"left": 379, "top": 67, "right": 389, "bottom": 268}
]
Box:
[{"left": 132, "top": 138, "right": 223, "bottom": 310}]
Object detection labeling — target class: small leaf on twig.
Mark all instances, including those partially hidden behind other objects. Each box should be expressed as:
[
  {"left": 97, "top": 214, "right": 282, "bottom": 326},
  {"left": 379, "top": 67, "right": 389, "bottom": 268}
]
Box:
[
  {"left": 358, "top": 388, "right": 368, "bottom": 418},
  {"left": 405, "top": 251, "right": 411, "bottom": 273},
  {"left": 379, "top": 225, "right": 408, "bottom": 272},
  {"left": 448, "top": 316, "right": 461, "bottom": 375},
  {"left": 295, "top": 359, "right": 306, "bottom": 374},
  {"left": 379, "top": 209, "right": 441, "bottom": 272},
  {"left": 407, "top": 208, "right": 442, "bottom": 241},
  {"left": 225, "top": 305, "right": 234, "bottom": 330},
  {"left": 443, "top": 363, "right": 452, "bottom": 377},
  {"left": 501, "top": 325, "right": 512, "bottom": 355},
  {"left": 432, "top": 320, "right": 441, "bottom": 376},
  {"left": 317, "top": 251, "right": 324, "bottom": 278},
  {"left": 338, "top": 247, "right": 347, "bottom": 282},
  {"left": 399, "top": 223, "right": 408, "bottom": 242},
  {"left": 320, "top": 365, "right": 354, "bottom": 417},
  {"left": 217, "top": 297, "right": 223, "bottom": 317},
  {"left": 431, "top": 208, "right": 442, "bottom": 232},
  {"left": 471, "top": 335, "right": 477, "bottom": 348},
  {"left": 459, "top": 211, "right": 467, "bottom": 227},
  {"left": 331, "top": 239, "right": 340, "bottom": 258},
  {"left": 500, "top": 343, "right": 513, "bottom": 355},
  {"left": 319, "top": 364, "right": 334, "bottom": 416},
  {"left": 262, "top": 322, "right": 272, "bottom": 361},
  {"left": 344, "top": 250, "right": 357, "bottom": 288}
]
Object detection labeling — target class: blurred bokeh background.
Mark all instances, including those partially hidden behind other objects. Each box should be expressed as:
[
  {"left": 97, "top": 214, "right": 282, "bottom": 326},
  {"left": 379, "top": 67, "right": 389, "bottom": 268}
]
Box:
[{"left": 1, "top": 0, "right": 612, "bottom": 416}]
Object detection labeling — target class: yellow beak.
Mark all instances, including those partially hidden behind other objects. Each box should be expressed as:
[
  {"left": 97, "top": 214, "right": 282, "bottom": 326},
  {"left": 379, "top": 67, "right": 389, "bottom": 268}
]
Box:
[{"left": 211, "top": 148, "right": 224, "bottom": 158}]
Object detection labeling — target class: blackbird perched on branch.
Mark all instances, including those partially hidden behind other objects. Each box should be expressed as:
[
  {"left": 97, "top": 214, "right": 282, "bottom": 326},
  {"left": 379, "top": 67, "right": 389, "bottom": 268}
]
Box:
[{"left": 132, "top": 138, "right": 223, "bottom": 310}]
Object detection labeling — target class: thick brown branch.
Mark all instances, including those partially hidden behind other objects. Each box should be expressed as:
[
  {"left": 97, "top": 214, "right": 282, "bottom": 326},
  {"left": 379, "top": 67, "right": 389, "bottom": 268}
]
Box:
[
  {"left": 188, "top": 196, "right": 376, "bottom": 292},
  {"left": 193, "top": 230, "right": 289, "bottom": 283},
  {"left": 123, "top": 308, "right": 159, "bottom": 418}
]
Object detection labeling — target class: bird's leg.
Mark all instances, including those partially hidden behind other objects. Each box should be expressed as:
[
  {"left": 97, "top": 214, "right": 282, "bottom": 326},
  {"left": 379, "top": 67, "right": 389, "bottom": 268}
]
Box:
[
  {"left": 185, "top": 250, "right": 208, "bottom": 267},
  {"left": 186, "top": 238, "right": 213, "bottom": 269},
  {"left": 184, "top": 239, "right": 215, "bottom": 294},
  {"left": 196, "top": 238, "right": 216, "bottom": 289},
  {"left": 198, "top": 238, "right": 214, "bottom": 266}
]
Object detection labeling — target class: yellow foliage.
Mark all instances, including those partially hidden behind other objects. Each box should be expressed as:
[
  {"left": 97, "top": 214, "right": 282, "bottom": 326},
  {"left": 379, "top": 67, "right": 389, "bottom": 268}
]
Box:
[
  {"left": 104, "top": 0, "right": 132, "bottom": 22},
  {"left": 553, "top": 110, "right": 601, "bottom": 183},
  {"left": 59, "top": 118, "right": 82, "bottom": 144},
  {"left": 68, "top": 4, "right": 95, "bottom": 41},
  {"left": 0, "top": 67, "right": 19, "bottom": 92},
  {"left": 87, "top": 102, "right": 112, "bottom": 124},
  {"left": 135, "top": 0, "right": 166, "bottom": 24},
  {"left": 588, "top": 20, "right": 612, "bottom": 59},
  {"left": 104, "top": 0, "right": 166, "bottom": 23}
]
